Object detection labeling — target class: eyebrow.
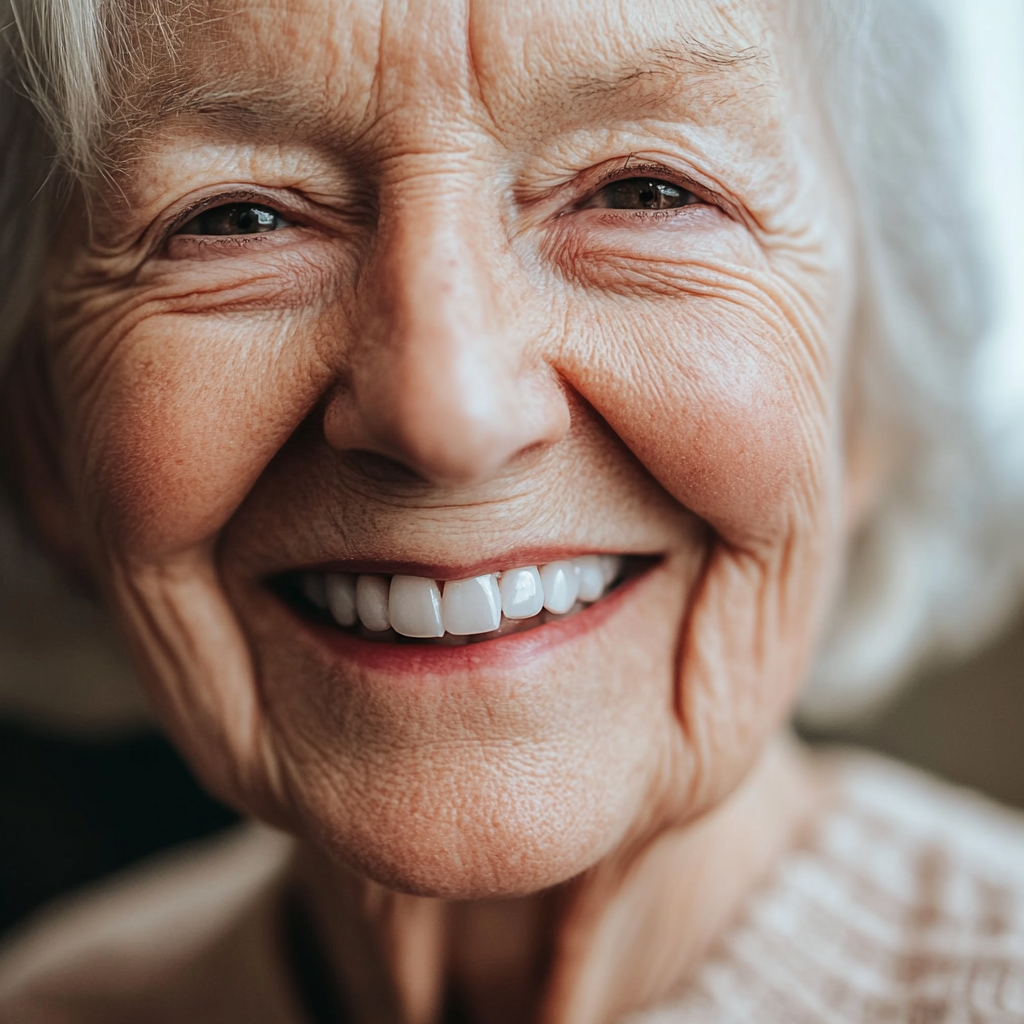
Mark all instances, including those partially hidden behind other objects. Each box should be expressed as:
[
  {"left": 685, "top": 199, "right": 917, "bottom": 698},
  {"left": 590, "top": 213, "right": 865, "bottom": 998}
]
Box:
[{"left": 563, "top": 41, "right": 771, "bottom": 101}]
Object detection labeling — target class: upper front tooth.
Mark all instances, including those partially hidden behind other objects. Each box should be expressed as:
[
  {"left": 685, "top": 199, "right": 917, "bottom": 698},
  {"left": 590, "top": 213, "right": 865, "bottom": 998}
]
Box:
[
  {"left": 442, "top": 575, "right": 502, "bottom": 635},
  {"left": 573, "top": 555, "right": 605, "bottom": 603},
  {"left": 389, "top": 575, "right": 444, "bottom": 637},
  {"left": 356, "top": 575, "right": 391, "bottom": 631},
  {"left": 326, "top": 572, "right": 357, "bottom": 626},
  {"left": 540, "top": 560, "right": 579, "bottom": 614},
  {"left": 499, "top": 566, "right": 544, "bottom": 620}
]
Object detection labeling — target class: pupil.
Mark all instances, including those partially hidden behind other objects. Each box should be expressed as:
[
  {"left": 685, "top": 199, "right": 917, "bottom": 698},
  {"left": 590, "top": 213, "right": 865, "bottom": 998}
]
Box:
[{"left": 233, "top": 206, "right": 275, "bottom": 233}]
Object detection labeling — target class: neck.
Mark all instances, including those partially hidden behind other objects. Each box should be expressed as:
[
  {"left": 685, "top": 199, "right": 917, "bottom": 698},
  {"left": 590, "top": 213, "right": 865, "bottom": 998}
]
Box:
[{"left": 292, "top": 736, "right": 825, "bottom": 1024}]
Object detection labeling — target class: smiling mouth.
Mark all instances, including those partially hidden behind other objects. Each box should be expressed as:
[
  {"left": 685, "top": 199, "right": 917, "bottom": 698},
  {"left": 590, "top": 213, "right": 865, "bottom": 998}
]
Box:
[{"left": 274, "top": 555, "right": 653, "bottom": 645}]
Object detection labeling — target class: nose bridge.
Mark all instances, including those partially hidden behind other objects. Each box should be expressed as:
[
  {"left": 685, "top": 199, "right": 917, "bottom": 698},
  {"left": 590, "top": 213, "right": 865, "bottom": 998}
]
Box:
[
  {"left": 382, "top": 187, "right": 506, "bottom": 403},
  {"left": 327, "top": 177, "right": 567, "bottom": 487}
]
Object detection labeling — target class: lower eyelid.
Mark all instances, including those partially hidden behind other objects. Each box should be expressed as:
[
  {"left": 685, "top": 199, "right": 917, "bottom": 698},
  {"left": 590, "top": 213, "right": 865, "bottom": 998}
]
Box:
[
  {"left": 162, "top": 230, "right": 297, "bottom": 259},
  {"left": 574, "top": 204, "right": 707, "bottom": 223}
]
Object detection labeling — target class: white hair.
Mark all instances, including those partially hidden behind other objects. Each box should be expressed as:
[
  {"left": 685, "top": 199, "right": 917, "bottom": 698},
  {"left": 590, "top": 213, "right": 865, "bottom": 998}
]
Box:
[
  {"left": 795, "top": 0, "right": 1024, "bottom": 721},
  {"left": 0, "top": 0, "right": 1020, "bottom": 731}
]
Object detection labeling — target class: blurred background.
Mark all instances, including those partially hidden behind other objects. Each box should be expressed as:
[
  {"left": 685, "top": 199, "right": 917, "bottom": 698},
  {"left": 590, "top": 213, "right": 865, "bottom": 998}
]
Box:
[{"left": 1, "top": 0, "right": 1022, "bottom": 941}]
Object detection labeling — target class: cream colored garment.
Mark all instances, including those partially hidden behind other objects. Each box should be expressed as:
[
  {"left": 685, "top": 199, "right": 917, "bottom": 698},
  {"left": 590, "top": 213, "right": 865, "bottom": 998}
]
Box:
[
  {"left": 1, "top": 753, "right": 1023, "bottom": 1023},
  {"left": 628, "top": 754, "right": 1024, "bottom": 1023}
]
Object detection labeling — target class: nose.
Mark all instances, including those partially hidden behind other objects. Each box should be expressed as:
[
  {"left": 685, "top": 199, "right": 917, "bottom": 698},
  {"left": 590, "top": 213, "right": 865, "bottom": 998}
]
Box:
[{"left": 322, "top": 193, "right": 570, "bottom": 488}]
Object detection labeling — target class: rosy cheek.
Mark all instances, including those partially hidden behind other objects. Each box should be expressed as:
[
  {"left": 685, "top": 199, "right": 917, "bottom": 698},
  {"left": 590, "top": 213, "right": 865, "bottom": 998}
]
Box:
[
  {"left": 54, "top": 242, "right": 347, "bottom": 558},
  {"left": 556, "top": 246, "right": 833, "bottom": 545},
  {"left": 649, "top": 339, "right": 813, "bottom": 543},
  {"left": 578, "top": 326, "right": 814, "bottom": 546},
  {"left": 70, "top": 313, "right": 332, "bottom": 558}
]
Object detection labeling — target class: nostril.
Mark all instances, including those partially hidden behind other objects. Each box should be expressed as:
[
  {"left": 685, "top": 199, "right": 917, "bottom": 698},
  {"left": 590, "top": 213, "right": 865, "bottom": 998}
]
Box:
[{"left": 344, "top": 450, "right": 430, "bottom": 486}]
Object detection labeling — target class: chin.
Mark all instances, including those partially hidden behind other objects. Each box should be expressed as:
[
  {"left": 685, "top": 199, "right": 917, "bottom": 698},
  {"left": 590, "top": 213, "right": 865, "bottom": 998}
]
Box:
[{"left": 307, "top": 771, "right": 633, "bottom": 899}]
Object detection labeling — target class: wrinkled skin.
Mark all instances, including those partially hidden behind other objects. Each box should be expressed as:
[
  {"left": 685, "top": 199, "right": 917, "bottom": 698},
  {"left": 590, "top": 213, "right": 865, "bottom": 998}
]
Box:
[{"left": 10, "top": 0, "right": 862, "bottom": 1019}]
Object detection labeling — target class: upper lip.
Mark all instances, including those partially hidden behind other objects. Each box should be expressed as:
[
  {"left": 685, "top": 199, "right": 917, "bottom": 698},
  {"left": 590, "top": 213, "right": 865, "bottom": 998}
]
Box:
[{"left": 291, "top": 549, "right": 655, "bottom": 580}]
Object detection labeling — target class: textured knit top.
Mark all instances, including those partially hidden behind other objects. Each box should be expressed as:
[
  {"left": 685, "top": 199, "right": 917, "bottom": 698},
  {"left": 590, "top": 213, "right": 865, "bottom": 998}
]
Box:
[
  {"left": 1, "top": 752, "right": 1023, "bottom": 1023},
  {"left": 628, "top": 754, "right": 1024, "bottom": 1023}
]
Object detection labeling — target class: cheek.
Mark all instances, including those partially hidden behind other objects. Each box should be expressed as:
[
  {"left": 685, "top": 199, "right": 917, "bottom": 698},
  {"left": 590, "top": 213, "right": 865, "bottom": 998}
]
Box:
[
  {"left": 561, "top": 290, "right": 832, "bottom": 548},
  {"left": 49, "top": 240, "right": 352, "bottom": 559},
  {"left": 61, "top": 310, "right": 335, "bottom": 557},
  {"left": 550, "top": 209, "right": 841, "bottom": 549}
]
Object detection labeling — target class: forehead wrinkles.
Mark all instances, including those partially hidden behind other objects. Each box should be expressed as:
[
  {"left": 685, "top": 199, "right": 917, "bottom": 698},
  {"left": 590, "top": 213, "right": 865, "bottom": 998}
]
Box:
[
  {"left": 96, "top": 0, "right": 782, "bottom": 196},
  {"left": 374, "top": 0, "right": 475, "bottom": 112},
  {"left": 192, "top": 0, "right": 487, "bottom": 129},
  {"left": 144, "top": 2, "right": 382, "bottom": 134},
  {"left": 106, "top": 0, "right": 490, "bottom": 173},
  {"left": 94, "top": 2, "right": 375, "bottom": 179}
]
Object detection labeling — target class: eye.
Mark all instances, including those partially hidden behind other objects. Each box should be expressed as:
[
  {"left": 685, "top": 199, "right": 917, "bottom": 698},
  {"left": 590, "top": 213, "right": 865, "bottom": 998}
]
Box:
[
  {"left": 176, "top": 202, "right": 291, "bottom": 236},
  {"left": 582, "top": 177, "right": 701, "bottom": 211}
]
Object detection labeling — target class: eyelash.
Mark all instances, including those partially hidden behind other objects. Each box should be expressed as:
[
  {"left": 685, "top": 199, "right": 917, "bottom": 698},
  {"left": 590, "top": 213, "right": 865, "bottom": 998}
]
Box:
[{"left": 594, "top": 160, "right": 697, "bottom": 191}]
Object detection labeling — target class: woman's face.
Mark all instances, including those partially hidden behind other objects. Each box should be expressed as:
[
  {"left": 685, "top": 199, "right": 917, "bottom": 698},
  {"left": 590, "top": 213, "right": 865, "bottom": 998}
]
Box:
[{"left": 35, "top": 0, "right": 854, "bottom": 895}]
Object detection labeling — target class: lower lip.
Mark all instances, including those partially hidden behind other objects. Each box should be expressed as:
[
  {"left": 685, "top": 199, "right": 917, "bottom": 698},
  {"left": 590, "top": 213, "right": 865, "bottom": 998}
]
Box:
[{"left": 292, "top": 566, "right": 658, "bottom": 678}]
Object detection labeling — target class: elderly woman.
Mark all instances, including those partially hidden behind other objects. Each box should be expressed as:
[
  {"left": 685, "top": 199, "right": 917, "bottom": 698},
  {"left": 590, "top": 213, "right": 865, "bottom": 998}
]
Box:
[{"left": 0, "top": 0, "right": 1022, "bottom": 1020}]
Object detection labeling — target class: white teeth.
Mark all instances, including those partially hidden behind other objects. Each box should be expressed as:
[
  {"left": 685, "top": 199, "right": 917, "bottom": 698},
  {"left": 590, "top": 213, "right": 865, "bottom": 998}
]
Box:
[
  {"left": 499, "top": 566, "right": 545, "bottom": 620},
  {"left": 539, "top": 560, "right": 579, "bottom": 614},
  {"left": 573, "top": 555, "right": 605, "bottom": 603},
  {"left": 600, "top": 555, "right": 622, "bottom": 586},
  {"left": 303, "top": 573, "right": 329, "bottom": 611},
  {"left": 389, "top": 575, "right": 444, "bottom": 638},
  {"left": 356, "top": 575, "right": 391, "bottom": 631},
  {"left": 326, "top": 572, "right": 357, "bottom": 626},
  {"left": 442, "top": 574, "right": 502, "bottom": 635},
  {"left": 305, "top": 555, "right": 626, "bottom": 638}
]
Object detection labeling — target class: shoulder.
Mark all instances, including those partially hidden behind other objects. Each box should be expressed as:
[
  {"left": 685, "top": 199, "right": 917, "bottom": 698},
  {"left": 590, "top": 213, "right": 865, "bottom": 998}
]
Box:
[
  {"left": 0, "top": 823, "right": 301, "bottom": 1024},
  {"left": 632, "top": 751, "right": 1024, "bottom": 1024}
]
